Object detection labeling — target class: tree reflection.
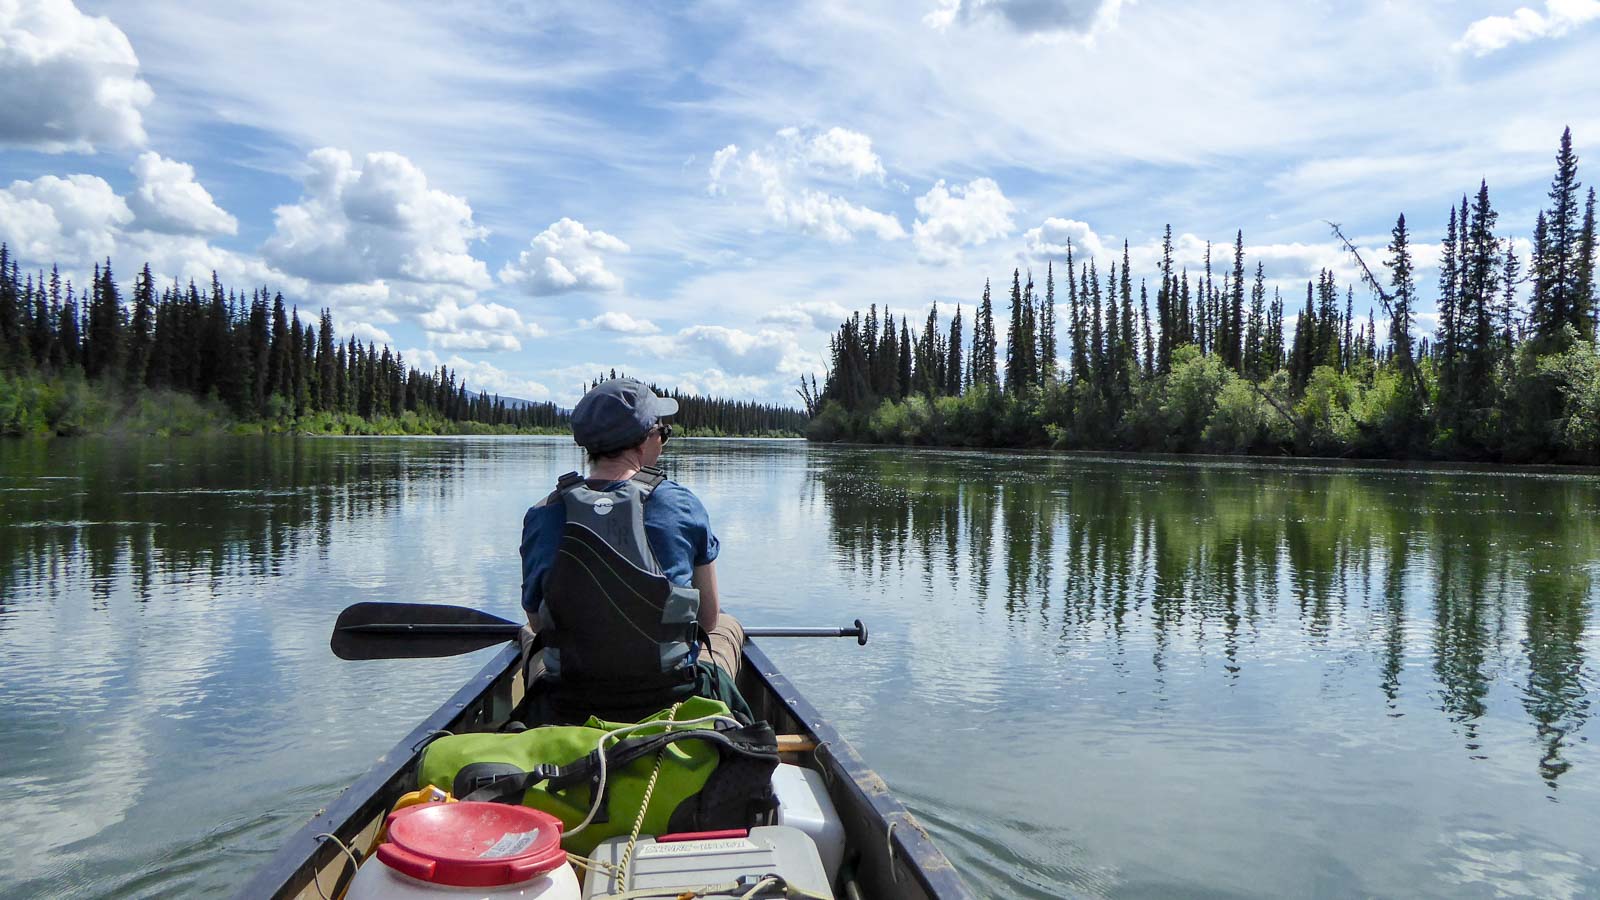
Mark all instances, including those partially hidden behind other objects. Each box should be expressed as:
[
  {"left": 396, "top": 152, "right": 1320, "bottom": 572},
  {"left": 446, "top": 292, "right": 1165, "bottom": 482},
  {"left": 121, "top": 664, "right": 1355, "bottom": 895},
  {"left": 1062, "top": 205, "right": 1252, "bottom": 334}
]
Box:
[
  {"left": 813, "top": 452, "right": 1597, "bottom": 786},
  {"left": 0, "top": 438, "right": 466, "bottom": 610}
]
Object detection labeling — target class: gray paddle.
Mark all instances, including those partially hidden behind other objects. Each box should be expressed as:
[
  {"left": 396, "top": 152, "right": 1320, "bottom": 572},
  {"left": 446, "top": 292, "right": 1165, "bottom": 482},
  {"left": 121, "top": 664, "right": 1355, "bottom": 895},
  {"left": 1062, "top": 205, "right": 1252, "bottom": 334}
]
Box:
[{"left": 331, "top": 601, "right": 867, "bottom": 660}]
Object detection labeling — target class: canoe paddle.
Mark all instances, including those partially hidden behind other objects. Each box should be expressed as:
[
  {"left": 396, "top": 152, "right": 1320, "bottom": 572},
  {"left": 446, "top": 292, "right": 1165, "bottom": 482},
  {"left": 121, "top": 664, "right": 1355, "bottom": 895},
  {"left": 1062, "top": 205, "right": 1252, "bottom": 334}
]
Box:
[{"left": 331, "top": 601, "right": 869, "bottom": 661}]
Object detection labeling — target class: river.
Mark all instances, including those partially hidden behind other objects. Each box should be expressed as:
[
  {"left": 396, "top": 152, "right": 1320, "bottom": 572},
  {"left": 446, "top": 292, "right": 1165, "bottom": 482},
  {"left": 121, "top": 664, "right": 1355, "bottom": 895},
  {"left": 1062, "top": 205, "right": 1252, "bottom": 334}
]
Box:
[{"left": 2, "top": 436, "right": 1598, "bottom": 898}]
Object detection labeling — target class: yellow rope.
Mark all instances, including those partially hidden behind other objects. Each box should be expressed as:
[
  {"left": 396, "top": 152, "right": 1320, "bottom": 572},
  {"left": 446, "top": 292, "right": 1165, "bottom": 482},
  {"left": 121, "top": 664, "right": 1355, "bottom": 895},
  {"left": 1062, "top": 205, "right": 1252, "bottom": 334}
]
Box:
[{"left": 615, "top": 701, "right": 682, "bottom": 888}]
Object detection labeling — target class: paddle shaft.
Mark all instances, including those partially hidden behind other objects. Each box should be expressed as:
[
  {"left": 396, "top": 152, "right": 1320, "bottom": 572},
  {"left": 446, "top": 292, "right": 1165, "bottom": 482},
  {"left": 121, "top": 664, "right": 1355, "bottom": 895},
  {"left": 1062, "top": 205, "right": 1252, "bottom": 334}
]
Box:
[
  {"left": 330, "top": 601, "right": 868, "bottom": 660},
  {"left": 339, "top": 623, "right": 863, "bottom": 639}
]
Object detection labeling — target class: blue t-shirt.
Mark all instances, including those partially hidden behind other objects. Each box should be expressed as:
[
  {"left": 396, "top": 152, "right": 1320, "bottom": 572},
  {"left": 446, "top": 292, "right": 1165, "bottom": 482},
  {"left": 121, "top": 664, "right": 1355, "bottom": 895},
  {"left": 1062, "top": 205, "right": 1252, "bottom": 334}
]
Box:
[{"left": 520, "top": 478, "right": 720, "bottom": 616}]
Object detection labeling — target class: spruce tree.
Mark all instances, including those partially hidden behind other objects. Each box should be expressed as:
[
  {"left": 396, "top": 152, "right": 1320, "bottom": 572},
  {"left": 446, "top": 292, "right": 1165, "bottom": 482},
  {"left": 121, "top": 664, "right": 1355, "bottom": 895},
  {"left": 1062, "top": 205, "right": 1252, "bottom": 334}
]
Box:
[
  {"left": 1267, "top": 288, "right": 1285, "bottom": 372},
  {"left": 1005, "top": 269, "right": 1024, "bottom": 391},
  {"left": 84, "top": 261, "right": 124, "bottom": 380},
  {"left": 920, "top": 302, "right": 941, "bottom": 395},
  {"left": 0, "top": 244, "right": 17, "bottom": 368},
  {"left": 46, "top": 266, "right": 64, "bottom": 370},
  {"left": 1439, "top": 204, "right": 1460, "bottom": 382},
  {"left": 1577, "top": 187, "right": 1597, "bottom": 338},
  {"left": 946, "top": 305, "right": 964, "bottom": 396},
  {"left": 29, "top": 271, "right": 52, "bottom": 366},
  {"left": 59, "top": 282, "right": 81, "bottom": 370},
  {"left": 1500, "top": 239, "right": 1521, "bottom": 352},
  {"left": 1089, "top": 261, "right": 1105, "bottom": 391},
  {"left": 1385, "top": 214, "right": 1416, "bottom": 365},
  {"left": 1157, "top": 225, "right": 1174, "bottom": 371},
  {"left": 1177, "top": 269, "right": 1192, "bottom": 347},
  {"left": 1103, "top": 264, "right": 1120, "bottom": 403},
  {"left": 879, "top": 310, "right": 900, "bottom": 398},
  {"left": 1290, "top": 282, "right": 1316, "bottom": 390},
  {"left": 898, "top": 321, "right": 912, "bottom": 396},
  {"left": 318, "top": 309, "right": 337, "bottom": 410},
  {"left": 1119, "top": 244, "right": 1135, "bottom": 383},
  {"left": 1068, "top": 251, "right": 1088, "bottom": 383},
  {"left": 1530, "top": 127, "right": 1584, "bottom": 347},
  {"left": 1039, "top": 262, "right": 1057, "bottom": 386},
  {"left": 269, "top": 293, "right": 291, "bottom": 403},
  {"left": 1228, "top": 230, "right": 1246, "bottom": 372},
  {"left": 1343, "top": 286, "right": 1354, "bottom": 372},
  {"left": 1245, "top": 262, "right": 1266, "bottom": 379},
  {"left": 975, "top": 279, "right": 997, "bottom": 388},
  {"left": 1462, "top": 180, "right": 1500, "bottom": 405},
  {"left": 1140, "top": 281, "right": 1154, "bottom": 377},
  {"left": 127, "top": 264, "right": 155, "bottom": 386}
]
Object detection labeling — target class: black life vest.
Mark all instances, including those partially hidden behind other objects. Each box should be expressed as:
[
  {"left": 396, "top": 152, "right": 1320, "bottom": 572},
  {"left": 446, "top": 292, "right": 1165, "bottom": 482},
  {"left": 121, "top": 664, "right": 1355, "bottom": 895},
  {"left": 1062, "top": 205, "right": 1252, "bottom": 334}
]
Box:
[{"left": 532, "top": 466, "right": 701, "bottom": 720}]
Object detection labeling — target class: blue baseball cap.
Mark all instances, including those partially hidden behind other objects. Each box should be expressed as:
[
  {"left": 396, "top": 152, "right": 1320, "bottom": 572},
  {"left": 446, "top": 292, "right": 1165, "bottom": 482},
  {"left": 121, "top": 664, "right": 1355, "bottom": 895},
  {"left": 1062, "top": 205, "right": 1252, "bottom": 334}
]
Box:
[{"left": 571, "top": 378, "right": 679, "bottom": 453}]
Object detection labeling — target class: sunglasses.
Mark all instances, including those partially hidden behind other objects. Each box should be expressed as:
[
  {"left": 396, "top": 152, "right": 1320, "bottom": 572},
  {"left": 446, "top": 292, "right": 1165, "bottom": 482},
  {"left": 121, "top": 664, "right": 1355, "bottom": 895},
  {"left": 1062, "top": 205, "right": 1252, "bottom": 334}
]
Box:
[{"left": 653, "top": 423, "right": 673, "bottom": 444}]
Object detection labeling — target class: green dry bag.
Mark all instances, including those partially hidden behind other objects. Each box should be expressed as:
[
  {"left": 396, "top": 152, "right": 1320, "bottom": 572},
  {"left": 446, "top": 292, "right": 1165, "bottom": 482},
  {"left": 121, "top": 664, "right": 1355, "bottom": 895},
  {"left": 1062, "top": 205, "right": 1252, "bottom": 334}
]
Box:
[{"left": 416, "top": 697, "right": 779, "bottom": 857}]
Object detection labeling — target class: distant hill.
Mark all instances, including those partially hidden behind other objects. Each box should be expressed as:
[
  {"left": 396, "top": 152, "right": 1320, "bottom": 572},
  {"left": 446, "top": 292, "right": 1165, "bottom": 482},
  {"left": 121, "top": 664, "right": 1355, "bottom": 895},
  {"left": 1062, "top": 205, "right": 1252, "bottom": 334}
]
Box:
[{"left": 464, "top": 389, "right": 561, "bottom": 413}]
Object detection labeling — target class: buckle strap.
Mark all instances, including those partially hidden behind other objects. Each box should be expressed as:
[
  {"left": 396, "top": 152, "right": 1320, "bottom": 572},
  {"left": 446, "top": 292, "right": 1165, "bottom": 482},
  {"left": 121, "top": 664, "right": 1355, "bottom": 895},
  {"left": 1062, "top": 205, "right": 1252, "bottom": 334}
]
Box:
[{"left": 630, "top": 465, "right": 666, "bottom": 495}]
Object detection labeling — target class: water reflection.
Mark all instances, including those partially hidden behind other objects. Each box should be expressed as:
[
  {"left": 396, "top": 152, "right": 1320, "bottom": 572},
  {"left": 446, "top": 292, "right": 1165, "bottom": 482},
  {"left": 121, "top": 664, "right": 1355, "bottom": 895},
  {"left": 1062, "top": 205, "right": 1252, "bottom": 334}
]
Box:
[
  {"left": 0, "top": 438, "right": 466, "bottom": 609},
  {"left": 0, "top": 436, "right": 483, "bottom": 895},
  {"left": 812, "top": 452, "right": 1598, "bottom": 788}
]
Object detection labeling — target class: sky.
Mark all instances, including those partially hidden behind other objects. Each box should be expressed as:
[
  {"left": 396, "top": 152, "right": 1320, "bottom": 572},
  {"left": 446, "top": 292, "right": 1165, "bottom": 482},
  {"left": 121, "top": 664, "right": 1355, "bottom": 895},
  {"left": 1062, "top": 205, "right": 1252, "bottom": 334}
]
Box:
[{"left": 2, "top": 0, "right": 1599, "bottom": 407}]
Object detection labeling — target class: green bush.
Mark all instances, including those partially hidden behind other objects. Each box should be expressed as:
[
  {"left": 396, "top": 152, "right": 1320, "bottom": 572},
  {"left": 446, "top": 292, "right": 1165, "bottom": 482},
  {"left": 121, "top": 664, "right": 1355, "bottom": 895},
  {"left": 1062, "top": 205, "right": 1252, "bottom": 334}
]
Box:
[
  {"left": 1203, "top": 378, "right": 1271, "bottom": 452},
  {"left": 1535, "top": 333, "right": 1600, "bottom": 455},
  {"left": 1297, "top": 365, "right": 1359, "bottom": 454},
  {"left": 1159, "top": 345, "right": 1231, "bottom": 451}
]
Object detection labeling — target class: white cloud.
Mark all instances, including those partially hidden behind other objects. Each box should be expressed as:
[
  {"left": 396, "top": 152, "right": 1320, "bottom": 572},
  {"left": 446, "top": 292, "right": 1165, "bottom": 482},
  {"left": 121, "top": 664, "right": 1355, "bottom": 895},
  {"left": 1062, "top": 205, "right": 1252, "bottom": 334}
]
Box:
[
  {"left": 348, "top": 322, "right": 394, "bottom": 344},
  {"left": 0, "top": 173, "right": 131, "bottom": 263},
  {"left": 419, "top": 299, "right": 544, "bottom": 353},
  {"left": 708, "top": 144, "right": 741, "bottom": 195},
  {"left": 779, "top": 126, "right": 886, "bottom": 181},
  {"left": 924, "top": 0, "right": 1127, "bottom": 40},
  {"left": 1021, "top": 217, "right": 1110, "bottom": 263},
  {"left": 708, "top": 139, "right": 905, "bottom": 243},
  {"left": 630, "top": 324, "right": 818, "bottom": 377},
  {"left": 912, "top": 177, "right": 1015, "bottom": 264},
  {"left": 758, "top": 299, "right": 852, "bottom": 331},
  {"left": 499, "top": 217, "right": 628, "bottom": 295},
  {"left": 127, "top": 152, "right": 237, "bottom": 237},
  {"left": 1455, "top": 0, "right": 1600, "bottom": 55},
  {"left": 403, "top": 349, "right": 552, "bottom": 401},
  {"left": 263, "top": 148, "right": 489, "bottom": 296},
  {"left": 0, "top": 0, "right": 152, "bottom": 152},
  {"left": 583, "top": 311, "right": 660, "bottom": 335}
]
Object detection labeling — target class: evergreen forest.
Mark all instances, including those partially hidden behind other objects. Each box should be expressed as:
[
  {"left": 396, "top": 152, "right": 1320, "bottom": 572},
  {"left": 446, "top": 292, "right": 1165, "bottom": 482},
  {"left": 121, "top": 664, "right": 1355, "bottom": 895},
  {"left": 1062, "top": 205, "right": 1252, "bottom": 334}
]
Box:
[
  {"left": 0, "top": 262, "right": 804, "bottom": 438},
  {"left": 807, "top": 129, "right": 1600, "bottom": 463}
]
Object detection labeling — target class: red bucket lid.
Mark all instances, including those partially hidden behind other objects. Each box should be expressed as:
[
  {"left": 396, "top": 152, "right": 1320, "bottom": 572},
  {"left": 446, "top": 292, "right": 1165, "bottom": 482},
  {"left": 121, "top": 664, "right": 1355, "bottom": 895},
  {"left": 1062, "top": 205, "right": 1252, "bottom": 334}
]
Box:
[{"left": 376, "top": 801, "right": 568, "bottom": 887}]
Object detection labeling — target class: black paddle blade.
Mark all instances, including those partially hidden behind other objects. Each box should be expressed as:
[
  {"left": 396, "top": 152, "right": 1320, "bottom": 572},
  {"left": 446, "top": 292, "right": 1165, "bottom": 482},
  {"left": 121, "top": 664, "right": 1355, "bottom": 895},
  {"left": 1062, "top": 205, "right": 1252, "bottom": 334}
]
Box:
[{"left": 330, "top": 602, "right": 523, "bottom": 660}]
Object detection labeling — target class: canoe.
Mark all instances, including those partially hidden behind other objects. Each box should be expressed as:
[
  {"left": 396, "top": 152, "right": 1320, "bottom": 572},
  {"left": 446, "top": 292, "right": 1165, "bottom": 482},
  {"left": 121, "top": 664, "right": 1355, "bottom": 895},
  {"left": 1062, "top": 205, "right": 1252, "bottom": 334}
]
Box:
[{"left": 236, "top": 640, "right": 973, "bottom": 899}]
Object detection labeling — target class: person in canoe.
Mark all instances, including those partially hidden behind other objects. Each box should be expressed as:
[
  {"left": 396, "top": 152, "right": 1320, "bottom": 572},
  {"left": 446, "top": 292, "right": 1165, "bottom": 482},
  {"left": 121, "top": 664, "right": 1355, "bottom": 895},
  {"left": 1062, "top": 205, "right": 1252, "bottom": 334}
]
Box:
[{"left": 518, "top": 377, "right": 749, "bottom": 723}]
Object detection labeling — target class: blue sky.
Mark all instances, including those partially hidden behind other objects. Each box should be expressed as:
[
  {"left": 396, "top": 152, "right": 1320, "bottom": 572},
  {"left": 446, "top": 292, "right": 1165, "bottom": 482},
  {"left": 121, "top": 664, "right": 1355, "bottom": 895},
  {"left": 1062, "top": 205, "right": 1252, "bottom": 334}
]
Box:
[{"left": 2, "top": 0, "right": 1598, "bottom": 406}]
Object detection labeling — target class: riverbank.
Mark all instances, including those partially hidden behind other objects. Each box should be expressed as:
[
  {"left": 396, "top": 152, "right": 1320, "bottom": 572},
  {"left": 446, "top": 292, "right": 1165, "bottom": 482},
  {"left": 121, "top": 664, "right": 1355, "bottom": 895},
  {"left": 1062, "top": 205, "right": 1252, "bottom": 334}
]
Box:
[
  {"left": 1, "top": 371, "right": 806, "bottom": 440},
  {"left": 0, "top": 370, "right": 562, "bottom": 438},
  {"left": 806, "top": 345, "right": 1600, "bottom": 466}
]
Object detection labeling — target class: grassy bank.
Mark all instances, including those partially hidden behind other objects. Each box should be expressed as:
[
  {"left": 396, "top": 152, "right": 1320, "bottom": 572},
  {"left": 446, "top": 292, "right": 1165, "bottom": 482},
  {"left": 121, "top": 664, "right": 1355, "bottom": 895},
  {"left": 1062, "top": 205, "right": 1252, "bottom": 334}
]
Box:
[{"left": 0, "top": 370, "right": 564, "bottom": 438}]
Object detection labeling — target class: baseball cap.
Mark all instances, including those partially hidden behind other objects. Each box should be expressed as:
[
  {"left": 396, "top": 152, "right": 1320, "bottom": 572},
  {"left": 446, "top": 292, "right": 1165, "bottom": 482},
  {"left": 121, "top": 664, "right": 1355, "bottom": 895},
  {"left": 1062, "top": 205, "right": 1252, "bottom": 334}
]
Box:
[{"left": 571, "top": 378, "right": 680, "bottom": 453}]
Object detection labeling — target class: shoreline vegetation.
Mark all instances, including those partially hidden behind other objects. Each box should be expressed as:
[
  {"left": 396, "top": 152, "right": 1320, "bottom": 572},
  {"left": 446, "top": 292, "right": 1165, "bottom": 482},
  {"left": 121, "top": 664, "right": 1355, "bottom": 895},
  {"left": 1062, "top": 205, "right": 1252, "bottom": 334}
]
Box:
[
  {"left": 803, "top": 129, "right": 1600, "bottom": 465},
  {"left": 0, "top": 257, "right": 806, "bottom": 439}
]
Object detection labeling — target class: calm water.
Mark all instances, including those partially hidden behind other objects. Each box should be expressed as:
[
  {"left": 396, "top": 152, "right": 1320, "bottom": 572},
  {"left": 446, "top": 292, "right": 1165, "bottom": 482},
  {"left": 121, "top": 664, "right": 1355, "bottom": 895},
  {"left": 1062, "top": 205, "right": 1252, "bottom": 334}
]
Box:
[{"left": 2, "top": 437, "right": 1599, "bottom": 898}]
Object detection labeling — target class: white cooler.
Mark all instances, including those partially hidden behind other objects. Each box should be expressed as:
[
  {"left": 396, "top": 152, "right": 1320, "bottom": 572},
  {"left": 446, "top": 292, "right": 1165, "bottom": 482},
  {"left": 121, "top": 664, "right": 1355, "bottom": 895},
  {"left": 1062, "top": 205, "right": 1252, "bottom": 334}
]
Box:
[{"left": 581, "top": 826, "right": 832, "bottom": 899}]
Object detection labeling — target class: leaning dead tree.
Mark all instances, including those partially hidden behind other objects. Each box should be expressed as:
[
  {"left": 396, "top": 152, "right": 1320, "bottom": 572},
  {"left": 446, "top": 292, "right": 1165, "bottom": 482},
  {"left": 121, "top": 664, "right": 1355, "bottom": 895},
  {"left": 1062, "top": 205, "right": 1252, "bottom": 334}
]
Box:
[{"left": 1326, "top": 221, "right": 1430, "bottom": 401}]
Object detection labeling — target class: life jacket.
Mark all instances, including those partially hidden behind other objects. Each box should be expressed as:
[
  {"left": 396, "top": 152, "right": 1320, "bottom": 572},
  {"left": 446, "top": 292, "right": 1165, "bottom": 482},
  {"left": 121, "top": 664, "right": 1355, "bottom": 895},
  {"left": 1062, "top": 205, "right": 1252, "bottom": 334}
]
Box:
[{"left": 532, "top": 466, "right": 701, "bottom": 721}]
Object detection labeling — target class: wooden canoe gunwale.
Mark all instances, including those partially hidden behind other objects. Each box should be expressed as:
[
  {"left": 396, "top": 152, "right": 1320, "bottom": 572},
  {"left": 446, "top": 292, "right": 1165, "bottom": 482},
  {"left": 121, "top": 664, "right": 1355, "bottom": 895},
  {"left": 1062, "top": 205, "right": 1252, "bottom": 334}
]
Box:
[
  {"left": 237, "top": 640, "right": 972, "bottom": 899},
  {"left": 739, "top": 641, "right": 972, "bottom": 900}
]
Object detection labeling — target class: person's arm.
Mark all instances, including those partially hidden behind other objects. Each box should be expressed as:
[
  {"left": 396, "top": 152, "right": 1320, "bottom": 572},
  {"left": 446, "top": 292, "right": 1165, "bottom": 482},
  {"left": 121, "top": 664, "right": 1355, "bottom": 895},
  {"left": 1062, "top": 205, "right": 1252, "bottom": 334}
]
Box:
[{"left": 692, "top": 561, "right": 720, "bottom": 632}]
